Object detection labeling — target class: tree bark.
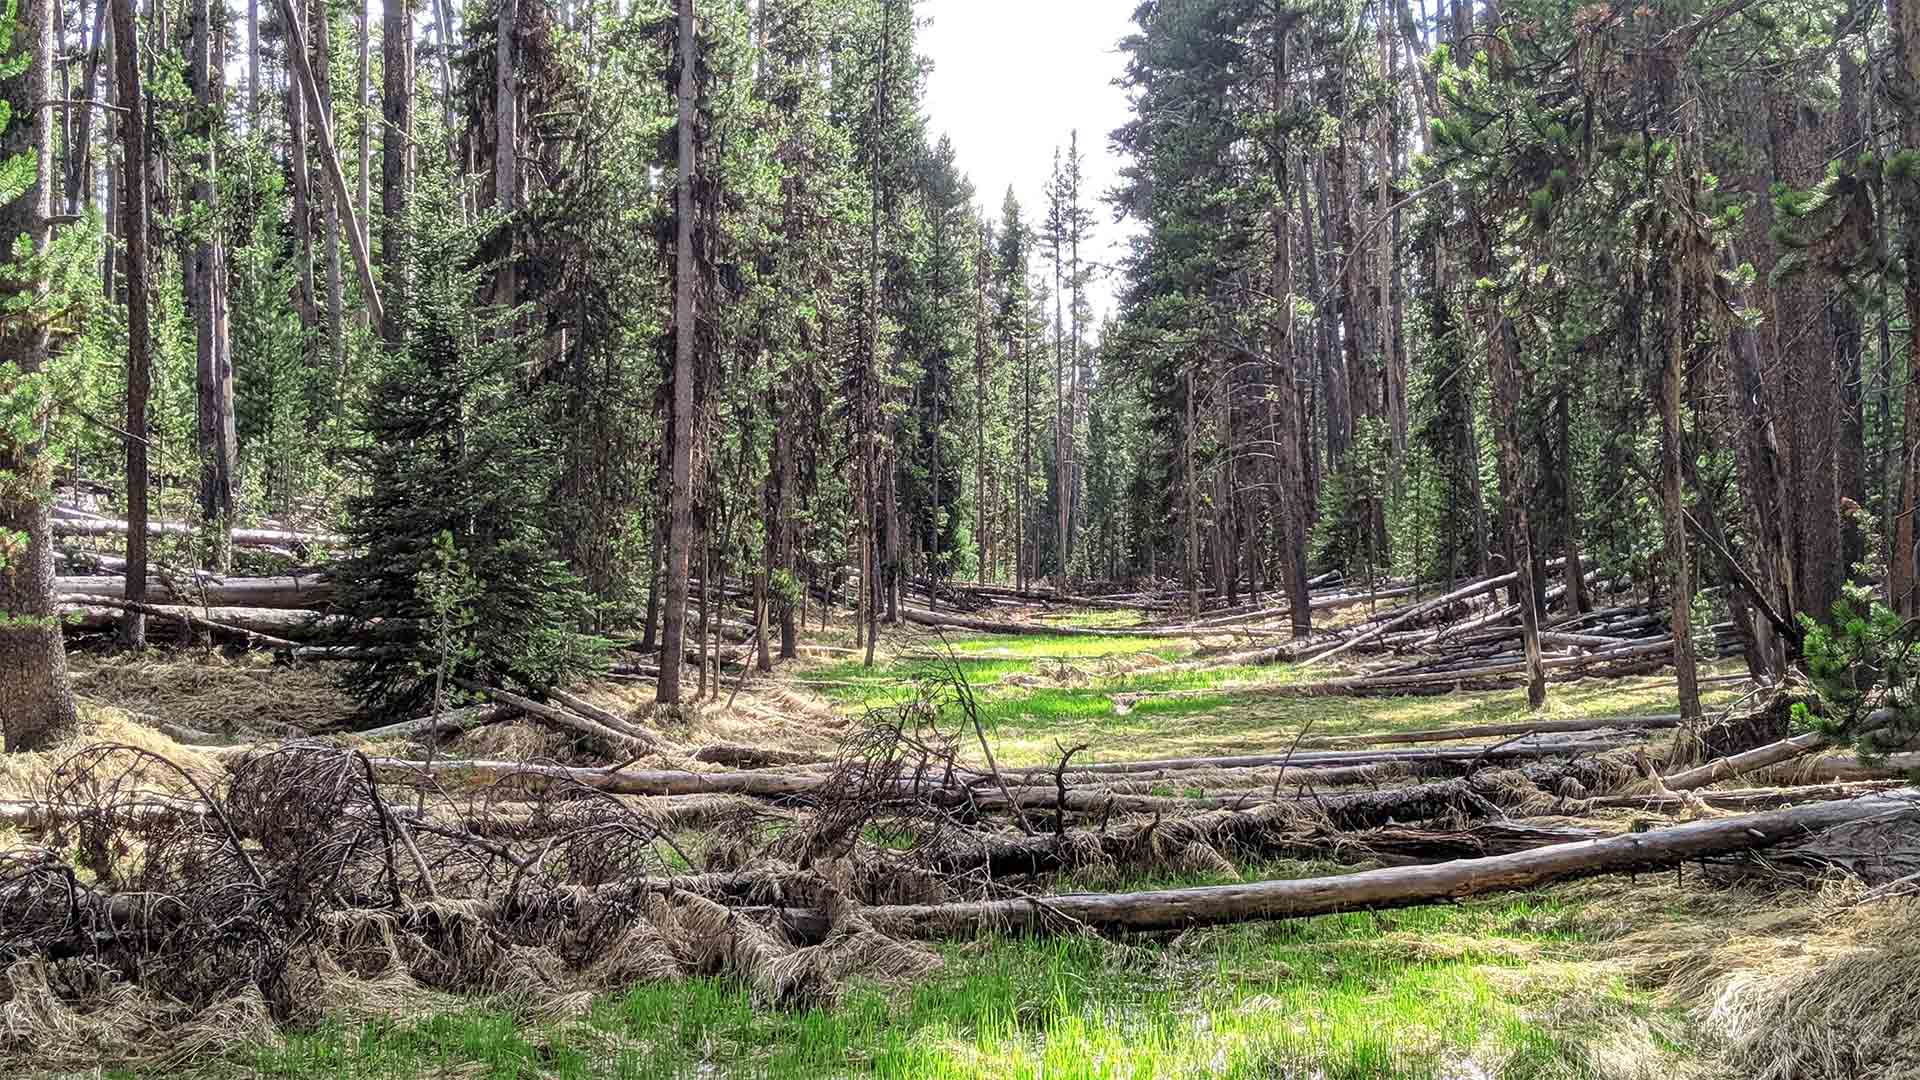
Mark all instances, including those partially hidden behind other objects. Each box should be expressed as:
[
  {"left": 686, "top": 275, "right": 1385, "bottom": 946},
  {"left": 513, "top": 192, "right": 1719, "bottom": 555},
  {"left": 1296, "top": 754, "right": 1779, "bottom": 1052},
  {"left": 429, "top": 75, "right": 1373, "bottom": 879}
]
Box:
[
  {"left": 380, "top": 0, "right": 411, "bottom": 342},
  {"left": 0, "top": 0, "right": 80, "bottom": 749},
  {"left": 658, "top": 0, "right": 697, "bottom": 704},
  {"left": 114, "top": 0, "right": 150, "bottom": 650}
]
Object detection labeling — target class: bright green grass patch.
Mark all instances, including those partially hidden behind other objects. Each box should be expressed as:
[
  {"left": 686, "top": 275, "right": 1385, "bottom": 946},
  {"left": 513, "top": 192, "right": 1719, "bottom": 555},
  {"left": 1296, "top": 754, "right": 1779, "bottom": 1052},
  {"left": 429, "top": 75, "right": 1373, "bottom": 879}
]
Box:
[
  {"left": 222, "top": 885, "right": 1699, "bottom": 1080},
  {"left": 978, "top": 673, "right": 1739, "bottom": 767}
]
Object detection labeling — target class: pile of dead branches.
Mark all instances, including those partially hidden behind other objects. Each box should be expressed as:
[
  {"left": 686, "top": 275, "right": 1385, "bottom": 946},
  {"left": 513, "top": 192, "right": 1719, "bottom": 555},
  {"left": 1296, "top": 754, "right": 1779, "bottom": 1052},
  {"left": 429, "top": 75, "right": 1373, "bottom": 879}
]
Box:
[{"left": 3, "top": 668, "right": 1916, "bottom": 1071}]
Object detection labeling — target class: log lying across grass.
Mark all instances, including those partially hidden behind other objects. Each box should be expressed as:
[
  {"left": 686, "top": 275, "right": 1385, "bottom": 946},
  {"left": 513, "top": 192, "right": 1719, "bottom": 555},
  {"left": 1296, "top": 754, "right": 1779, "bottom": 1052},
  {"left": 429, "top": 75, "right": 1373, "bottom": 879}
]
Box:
[
  {"left": 53, "top": 574, "right": 333, "bottom": 609},
  {"left": 51, "top": 515, "right": 346, "bottom": 548},
  {"left": 59, "top": 601, "right": 348, "bottom": 640},
  {"left": 785, "top": 789, "right": 1920, "bottom": 940},
  {"left": 1312, "top": 713, "right": 1684, "bottom": 748}
]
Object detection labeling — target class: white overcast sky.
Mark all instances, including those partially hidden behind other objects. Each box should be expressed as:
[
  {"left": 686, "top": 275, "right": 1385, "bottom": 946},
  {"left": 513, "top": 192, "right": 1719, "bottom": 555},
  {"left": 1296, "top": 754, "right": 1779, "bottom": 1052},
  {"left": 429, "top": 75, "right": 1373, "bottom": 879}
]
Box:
[{"left": 916, "top": 0, "right": 1141, "bottom": 327}]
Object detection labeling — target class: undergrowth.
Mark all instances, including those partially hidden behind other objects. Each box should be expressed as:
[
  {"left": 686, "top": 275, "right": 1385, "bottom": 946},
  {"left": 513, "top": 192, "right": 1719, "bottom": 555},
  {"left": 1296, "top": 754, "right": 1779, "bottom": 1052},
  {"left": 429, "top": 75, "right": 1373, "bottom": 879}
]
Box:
[{"left": 204, "top": 884, "right": 1703, "bottom": 1080}]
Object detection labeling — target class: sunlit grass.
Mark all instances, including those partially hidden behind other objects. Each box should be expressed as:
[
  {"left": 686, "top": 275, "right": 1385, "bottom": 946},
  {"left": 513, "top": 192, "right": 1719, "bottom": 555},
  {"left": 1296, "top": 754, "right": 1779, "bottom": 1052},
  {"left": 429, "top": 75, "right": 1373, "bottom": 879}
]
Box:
[{"left": 227, "top": 881, "right": 1701, "bottom": 1080}]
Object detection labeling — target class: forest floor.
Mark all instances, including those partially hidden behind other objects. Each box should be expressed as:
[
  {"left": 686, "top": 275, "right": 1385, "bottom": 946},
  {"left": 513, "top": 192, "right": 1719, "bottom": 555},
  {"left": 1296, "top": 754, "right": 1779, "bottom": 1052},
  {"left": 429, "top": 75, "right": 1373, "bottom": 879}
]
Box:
[{"left": 8, "top": 617, "right": 1895, "bottom": 1080}]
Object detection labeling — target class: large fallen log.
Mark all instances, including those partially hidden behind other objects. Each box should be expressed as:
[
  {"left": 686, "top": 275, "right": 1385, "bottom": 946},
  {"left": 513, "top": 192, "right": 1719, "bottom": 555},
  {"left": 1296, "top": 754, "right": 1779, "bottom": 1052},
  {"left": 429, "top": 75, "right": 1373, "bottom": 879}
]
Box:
[
  {"left": 56, "top": 594, "right": 305, "bottom": 649},
  {"left": 51, "top": 516, "right": 346, "bottom": 548},
  {"left": 819, "top": 789, "right": 1920, "bottom": 939},
  {"left": 54, "top": 574, "right": 333, "bottom": 609},
  {"left": 59, "top": 602, "right": 353, "bottom": 641}
]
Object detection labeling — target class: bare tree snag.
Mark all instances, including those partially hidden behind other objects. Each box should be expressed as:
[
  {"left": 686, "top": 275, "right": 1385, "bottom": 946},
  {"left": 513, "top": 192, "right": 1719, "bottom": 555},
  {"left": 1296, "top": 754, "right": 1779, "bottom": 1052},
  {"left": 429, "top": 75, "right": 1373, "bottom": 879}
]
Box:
[{"left": 113, "top": 0, "right": 149, "bottom": 650}]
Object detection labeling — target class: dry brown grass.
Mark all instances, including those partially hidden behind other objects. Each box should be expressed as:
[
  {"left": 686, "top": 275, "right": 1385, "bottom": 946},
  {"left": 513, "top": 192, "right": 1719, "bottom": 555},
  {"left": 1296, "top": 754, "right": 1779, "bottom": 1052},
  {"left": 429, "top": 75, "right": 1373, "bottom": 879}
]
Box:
[{"left": 69, "top": 654, "right": 355, "bottom": 738}]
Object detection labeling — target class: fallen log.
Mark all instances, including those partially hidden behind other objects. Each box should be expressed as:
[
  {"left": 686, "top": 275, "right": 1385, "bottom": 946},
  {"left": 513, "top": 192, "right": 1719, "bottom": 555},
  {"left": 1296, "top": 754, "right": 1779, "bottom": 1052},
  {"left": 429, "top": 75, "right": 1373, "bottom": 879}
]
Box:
[
  {"left": 825, "top": 789, "right": 1920, "bottom": 939},
  {"left": 692, "top": 744, "right": 833, "bottom": 769},
  {"left": 1310, "top": 713, "right": 1683, "bottom": 748},
  {"left": 1662, "top": 730, "right": 1835, "bottom": 790},
  {"left": 51, "top": 515, "right": 346, "bottom": 548},
  {"left": 59, "top": 603, "right": 353, "bottom": 641},
  {"left": 460, "top": 683, "right": 657, "bottom": 759},
  {"left": 1580, "top": 781, "right": 1909, "bottom": 814},
  {"left": 56, "top": 595, "right": 304, "bottom": 649},
  {"left": 997, "top": 737, "right": 1635, "bottom": 779},
  {"left": 54, "top": 574, "right": 334, "bottom": 609},
  {"left": 348, "top": 704, "right": 521, "bottom": 741}
]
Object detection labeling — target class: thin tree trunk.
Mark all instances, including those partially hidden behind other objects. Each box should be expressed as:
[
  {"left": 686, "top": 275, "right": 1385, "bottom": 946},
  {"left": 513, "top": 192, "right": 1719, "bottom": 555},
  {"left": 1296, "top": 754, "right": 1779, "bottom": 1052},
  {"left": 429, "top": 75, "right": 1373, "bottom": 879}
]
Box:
[
  {"left": 115, "top": 0, "right": 149, "bottom": 651},
  {"left": 66, "top": 0, "right": 108, "bottom": 216},
  {"left": 1485, "top": 305, "right": 1546, "bottom": 708},
  {"left": 190, "top": 0, "right": 235, "bottom": 572},
  {"left": 1662, "top": 261, "right": 1702, "bottom": 723},
  {"left": 658, "top": 0, "right": 697, "bottom": 704},
  {"left": 355, "top": 0, "right": 371, "bottom": 333},
  {"left": 379, "top": 0, "right": 411, "bottom": 342}
]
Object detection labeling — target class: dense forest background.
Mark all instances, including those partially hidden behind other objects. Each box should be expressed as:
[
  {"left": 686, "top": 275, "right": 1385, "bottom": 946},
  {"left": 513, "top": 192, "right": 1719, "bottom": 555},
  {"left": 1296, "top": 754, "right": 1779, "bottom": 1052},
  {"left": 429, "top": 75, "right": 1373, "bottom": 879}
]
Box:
[{"left": 1, "top": 0, "right": 1914, "bottom": 740}]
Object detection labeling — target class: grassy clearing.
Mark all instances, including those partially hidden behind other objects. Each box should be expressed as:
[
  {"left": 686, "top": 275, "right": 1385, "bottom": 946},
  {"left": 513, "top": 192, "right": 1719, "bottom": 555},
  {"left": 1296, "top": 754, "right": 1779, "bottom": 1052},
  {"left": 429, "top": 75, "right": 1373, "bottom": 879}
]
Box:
[
  {"left": 785, "top": 623, "right": 1733, "bottom": 767},
  {"left": 207, "top": 878, "right": 1704, "bottom": 1080}
]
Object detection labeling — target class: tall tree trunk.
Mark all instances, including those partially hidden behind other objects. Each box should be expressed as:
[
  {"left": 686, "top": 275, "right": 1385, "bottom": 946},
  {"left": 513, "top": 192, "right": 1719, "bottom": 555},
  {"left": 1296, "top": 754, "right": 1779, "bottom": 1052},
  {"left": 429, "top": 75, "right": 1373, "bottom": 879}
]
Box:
[
  {"left": 355, "top": 0, "right": 371, "bottom": 334},
  {"left": 115, "top": 0, "right": 150, "bottom": 651},
  {"left": 975, "top": 220, "right": 989, "bottom": 585},
  {"left": 493, "top": 0, "right": 518, "bottom": 307},
  {"left": 1480, "top": 229, "right": 1546, "bottom": 707},
  {"left": 288, "top": 9, "right": 316, "bottom": 333},
  {"left": 380, "top": 0, "right": 412, "bottom": 343},
  {"left": 658, "top": 0, "right": 697, "bottom": 703},
  {"left": 190, "top": 0, "right": 235, "bottom": 572},
  {"left": 313, "top": 0, "right": 342, "bottom": 364},
  {"left": 67, "top": 0, "right": 108, "bottom": 216},
  {"left": 1271, "top": 25, "right": 1311, "bottom": 639},
  {"left": 0, "top": 0, "right": 79, "bottom": 751},
  {"left": 1769, "top": 96, "right": 1844, "bottom": 624},
  {"left": 1662, "top": 252, "right": 1702, "bottom": 723}
]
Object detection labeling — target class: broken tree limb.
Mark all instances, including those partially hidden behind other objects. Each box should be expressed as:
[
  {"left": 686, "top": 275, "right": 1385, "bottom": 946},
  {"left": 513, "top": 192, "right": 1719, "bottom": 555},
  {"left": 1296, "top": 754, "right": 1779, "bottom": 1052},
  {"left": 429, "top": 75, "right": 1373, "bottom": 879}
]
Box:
[
  {"left": 50, "top": 516, "right": 345, "bottom": 548},
  {"left": 826, "top": 789, "right": 1920, "bottom": 939},
  {"left": 545, "top": 687, "right": 671, "bottom": 753}
]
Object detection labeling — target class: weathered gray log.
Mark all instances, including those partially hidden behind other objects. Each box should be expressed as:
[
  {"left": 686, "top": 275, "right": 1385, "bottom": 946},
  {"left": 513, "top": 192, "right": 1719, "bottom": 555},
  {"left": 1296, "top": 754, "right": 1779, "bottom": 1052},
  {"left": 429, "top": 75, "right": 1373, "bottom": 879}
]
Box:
[
  {"left": 59, "top": 602, "right": 352, "bottom": 641},
  {"left": 54, "top": 574, "right": 333, "bottom": 608},
  {"left": 831, "top": 790, "right": 1920, "bottom": 939},
  {"left": 56, "top": 595, "right": 305, "bottom": 648},
  {"left": 51, "top": 516, "right": 346, "bottom": 547},
  {"left": 1662, "top": 730, "right": 1834, "bottom": 790},
  {"left": 459, "top": 683, "right": 657, "bottom": 758}
]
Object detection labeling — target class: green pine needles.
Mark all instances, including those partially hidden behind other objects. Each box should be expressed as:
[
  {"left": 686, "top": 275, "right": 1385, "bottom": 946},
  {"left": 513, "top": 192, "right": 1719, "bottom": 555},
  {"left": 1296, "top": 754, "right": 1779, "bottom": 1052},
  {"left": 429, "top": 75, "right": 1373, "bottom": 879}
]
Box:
[
  {"left": 1792, "top": 588, "right": 1920, "bottom": 761},
  {"left": 332, "top": 176, "right": 607, "bottom": 720}
]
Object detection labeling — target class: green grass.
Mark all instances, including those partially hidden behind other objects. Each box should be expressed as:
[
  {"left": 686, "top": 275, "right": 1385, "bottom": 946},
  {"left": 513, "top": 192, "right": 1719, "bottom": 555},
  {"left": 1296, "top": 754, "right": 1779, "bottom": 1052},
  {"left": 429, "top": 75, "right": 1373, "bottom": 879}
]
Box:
[
  {"left": 216, "top": 883, "right": 1697, "bottom": 1080},
  {"left": 786, "top": 626, "right": 1731, "bottom": 768}
]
